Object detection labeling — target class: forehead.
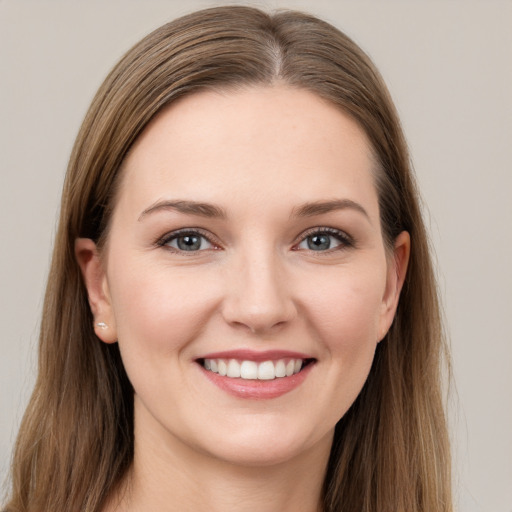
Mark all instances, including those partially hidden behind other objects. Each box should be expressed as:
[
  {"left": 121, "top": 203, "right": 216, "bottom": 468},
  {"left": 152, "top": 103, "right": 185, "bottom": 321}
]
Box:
[{"left": 116, "top": 86, "right": 379, "bottom": 220}]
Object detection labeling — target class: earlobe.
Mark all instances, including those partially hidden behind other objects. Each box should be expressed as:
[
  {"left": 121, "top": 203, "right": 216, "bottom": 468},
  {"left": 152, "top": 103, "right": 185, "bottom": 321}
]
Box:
[
  {"left": 75, "top": 238, "right": 117, "bottom": 344},
  {"left": 378, "top": 231, "right": 410, "bottom": 341}
]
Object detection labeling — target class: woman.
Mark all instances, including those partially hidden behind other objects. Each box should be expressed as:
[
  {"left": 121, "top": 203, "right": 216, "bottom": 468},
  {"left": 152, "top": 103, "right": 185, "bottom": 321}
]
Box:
[{"left": 4, "top": 6, "right": 452, "bottom": 512}]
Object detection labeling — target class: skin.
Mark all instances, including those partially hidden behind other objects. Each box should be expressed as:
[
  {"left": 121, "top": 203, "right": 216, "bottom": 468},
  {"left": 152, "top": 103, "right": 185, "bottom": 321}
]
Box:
[{"left": 76, "top": 86, "right": 409, "bottom": 512}]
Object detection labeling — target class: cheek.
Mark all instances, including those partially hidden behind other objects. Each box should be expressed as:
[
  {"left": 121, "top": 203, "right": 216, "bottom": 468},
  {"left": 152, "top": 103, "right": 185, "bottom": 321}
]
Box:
[
  {"left": 106, "top": 260, "right": 224, "bottom": 412},
  {"left": 108, "top": 259, "right": 220, "bottom": 358},
  {"left": 303, "top": 265, "right": 385, "bottom": 345},
  {"left": 311, "top": 271, "right": 385, "bottom": 411},
  {"left": 298, "top": 263, "right": 386, "bottom": 400}
]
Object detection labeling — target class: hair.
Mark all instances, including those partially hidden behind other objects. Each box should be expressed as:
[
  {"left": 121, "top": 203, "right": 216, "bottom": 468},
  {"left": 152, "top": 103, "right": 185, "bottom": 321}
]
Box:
[{"left": 4, "top": 6, "right": 452, "bottom": 512}]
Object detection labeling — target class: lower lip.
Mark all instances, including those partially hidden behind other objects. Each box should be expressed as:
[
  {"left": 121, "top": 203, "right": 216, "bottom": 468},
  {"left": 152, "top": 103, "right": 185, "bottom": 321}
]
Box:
[{"left": 199, "top": 362, "right": 315, "bottom": 400}]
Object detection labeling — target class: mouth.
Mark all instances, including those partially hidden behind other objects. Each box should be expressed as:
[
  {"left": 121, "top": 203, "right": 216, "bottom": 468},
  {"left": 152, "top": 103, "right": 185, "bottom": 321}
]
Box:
[
  {"left": 195, "top": 350, "right": 316, "bottom": 399},
  {"left": 198, "top": 357, "right": 315, "bottom": 380}
]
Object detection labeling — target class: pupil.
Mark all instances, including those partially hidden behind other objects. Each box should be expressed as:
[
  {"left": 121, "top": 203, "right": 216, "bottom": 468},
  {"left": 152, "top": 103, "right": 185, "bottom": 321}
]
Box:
[
  {"left": 308, "top": 234, "right": 330, "bottom": 251},
  {"left": 178, "top": 235, "right": 201, "bottom": 251}
]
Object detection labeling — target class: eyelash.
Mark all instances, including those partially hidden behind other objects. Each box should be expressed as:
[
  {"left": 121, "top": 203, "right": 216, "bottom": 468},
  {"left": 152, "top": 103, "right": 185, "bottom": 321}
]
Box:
[
  {"left": 156, "top": 228, "right": 221, "bottom": 253},
  {"left": 156, "top": 227, "right": 355, "bottom": 254},
  {"left": 293, "top": 227, "right": 355, "bottom": 252}
]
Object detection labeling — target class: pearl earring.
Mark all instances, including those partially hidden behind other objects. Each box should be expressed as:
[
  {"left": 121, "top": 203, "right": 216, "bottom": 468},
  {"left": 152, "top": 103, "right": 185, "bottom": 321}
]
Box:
[{"left": 96, "top": 322, "right": 108, "bottom": 329}]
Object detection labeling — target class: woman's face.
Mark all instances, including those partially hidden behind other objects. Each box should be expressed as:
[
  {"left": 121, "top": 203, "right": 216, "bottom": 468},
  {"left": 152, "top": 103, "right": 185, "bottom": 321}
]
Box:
[{"left": 78, "top": 86, "right": 408, "bottom": 467}]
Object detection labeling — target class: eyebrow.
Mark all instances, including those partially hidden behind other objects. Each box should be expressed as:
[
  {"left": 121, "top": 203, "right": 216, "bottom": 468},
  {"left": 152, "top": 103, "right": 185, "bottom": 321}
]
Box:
[
  {"left": 138, "top": 198, "right": 370, "bottom": 223},
  {"left": 292, "top": 199, "right": 371, "bottom": 222},
  {"left": 138, "top": 200, "right": 227, "bottom": 221}
]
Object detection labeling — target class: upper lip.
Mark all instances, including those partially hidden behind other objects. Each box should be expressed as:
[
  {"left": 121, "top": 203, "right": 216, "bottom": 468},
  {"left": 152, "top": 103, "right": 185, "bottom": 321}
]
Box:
[{"left": 197, "top": 349, "right": 314, "bottom": 362}]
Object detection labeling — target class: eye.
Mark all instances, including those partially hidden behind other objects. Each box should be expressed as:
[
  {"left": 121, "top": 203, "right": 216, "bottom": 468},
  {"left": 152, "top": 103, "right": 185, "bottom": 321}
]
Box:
[
  {"left": 158, "top": 230, "right": 217, "bottom": 252},
  {"left": 295, "top": 228, "right": 353, "bottom": 252}
]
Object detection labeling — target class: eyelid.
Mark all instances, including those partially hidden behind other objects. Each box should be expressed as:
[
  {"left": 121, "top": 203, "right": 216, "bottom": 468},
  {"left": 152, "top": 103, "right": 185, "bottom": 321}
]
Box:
[
  {"left": 292, "top": 226, "right": 355, "bottom": 251},
  {"left": 156, "top": 228, "right": 222, "bottom": 251},
  {"left": 155, "top": 226, "right": 354, "bottom": 253}
]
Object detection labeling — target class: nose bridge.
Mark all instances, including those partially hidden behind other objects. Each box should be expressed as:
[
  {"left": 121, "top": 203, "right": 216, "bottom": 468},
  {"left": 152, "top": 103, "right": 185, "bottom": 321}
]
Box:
[{"left": 222, "top": 239, "right": 296, "bottom": 334}]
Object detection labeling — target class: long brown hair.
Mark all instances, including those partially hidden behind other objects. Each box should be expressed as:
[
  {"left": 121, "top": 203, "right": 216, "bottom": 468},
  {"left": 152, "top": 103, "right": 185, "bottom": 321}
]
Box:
[{"left": 4, "top": 6, "right": 452, "bottom": 511}]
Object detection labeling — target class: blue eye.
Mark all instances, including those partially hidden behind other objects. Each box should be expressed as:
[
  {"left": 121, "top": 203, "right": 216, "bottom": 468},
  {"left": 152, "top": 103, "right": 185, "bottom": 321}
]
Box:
[
  {"left": 296, "top": 229, "right": 351, "bottom": 252},
  {"left": 162, "top": 231, "right": 214, "bottom": 252}
]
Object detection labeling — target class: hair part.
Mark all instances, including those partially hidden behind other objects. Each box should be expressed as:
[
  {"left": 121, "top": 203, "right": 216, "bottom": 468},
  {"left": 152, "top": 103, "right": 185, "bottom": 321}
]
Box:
[{"left": 5, "top": 6, "right": 452, "bottom": 512}]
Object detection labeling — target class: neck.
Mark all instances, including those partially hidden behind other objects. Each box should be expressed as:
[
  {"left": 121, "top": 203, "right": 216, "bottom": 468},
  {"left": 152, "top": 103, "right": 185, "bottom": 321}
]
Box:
[{"left": 106, "top": 406, "right": 332, "bottom": 512}]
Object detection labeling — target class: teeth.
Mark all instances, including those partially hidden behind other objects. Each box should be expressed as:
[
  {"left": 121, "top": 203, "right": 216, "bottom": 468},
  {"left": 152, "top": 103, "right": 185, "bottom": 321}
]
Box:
[
  {"left": 240, "top": 360, "right": 258, "bottom": 379},
  {"left": 285, "top": 360, "right": 295, "bottom": 377},
  {"left": 227, "top": 359, "right": 241, "bottom": 378},
  {"left": 202, "top": 358, "right": 306, "bottom": 380},
  {"left": 275, "top": 360, "right": 286, "bottom": 378},
  {"left": 218, "top": 360, "right": 227, "bottom": 376},
  {"left": 258, "top": 361, "right": 275, "bottom": 380}
]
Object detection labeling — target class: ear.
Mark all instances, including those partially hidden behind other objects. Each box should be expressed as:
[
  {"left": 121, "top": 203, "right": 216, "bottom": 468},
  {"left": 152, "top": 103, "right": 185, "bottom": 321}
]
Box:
[
  {"left": 75, "top": 238, "right": 117, "bottom": 344},
  {"left": 378, "top": 231, "right": 410, "bottom": 342}
]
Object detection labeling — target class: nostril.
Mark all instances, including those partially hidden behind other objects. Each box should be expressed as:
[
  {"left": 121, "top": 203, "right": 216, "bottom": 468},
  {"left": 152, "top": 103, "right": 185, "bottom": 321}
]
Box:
[
  {"left": 226, "top": 317, "right": 290, "bottom": 336},
  {"left": 221, "top": 269, "right": 297, "bottom": 333}
]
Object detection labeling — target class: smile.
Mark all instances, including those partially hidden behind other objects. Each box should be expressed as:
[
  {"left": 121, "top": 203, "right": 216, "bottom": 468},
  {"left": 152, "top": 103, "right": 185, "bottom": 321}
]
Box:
[
  {"left": 202, "top": 358, "right": 307, "bottom": 380},
  {"left": 196, "top": 350, "right": 316, "bottom": 399}
]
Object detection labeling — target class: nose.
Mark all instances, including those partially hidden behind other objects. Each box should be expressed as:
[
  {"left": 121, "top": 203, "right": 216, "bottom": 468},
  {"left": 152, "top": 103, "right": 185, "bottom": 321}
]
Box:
[{"left": 221, "top": 248, "right": 297, "bottom": 335}]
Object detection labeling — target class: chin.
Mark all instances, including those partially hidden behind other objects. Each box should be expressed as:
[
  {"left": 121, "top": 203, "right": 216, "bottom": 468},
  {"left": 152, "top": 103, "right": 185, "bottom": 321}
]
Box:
[
  {"left": 207, "top": 442, "right": 308, "bottom": 468},
  {"left": 195, "top": 420, "right": 332, "bottom": 468}
]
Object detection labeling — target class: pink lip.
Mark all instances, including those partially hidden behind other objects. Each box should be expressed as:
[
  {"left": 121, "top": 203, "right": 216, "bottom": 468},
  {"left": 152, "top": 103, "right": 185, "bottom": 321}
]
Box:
[
  {"left": 197, "top": 349, "right": 312, "bottom": 362},
  {"left": 196, "top": 355, "right": 316, "bottom": 400}
]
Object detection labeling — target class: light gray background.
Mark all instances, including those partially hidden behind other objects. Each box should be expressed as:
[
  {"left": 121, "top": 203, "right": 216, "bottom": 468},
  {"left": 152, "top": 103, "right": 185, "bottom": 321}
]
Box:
[{"left": 1, "top": 1, "right": 511, "bottom": 511}]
